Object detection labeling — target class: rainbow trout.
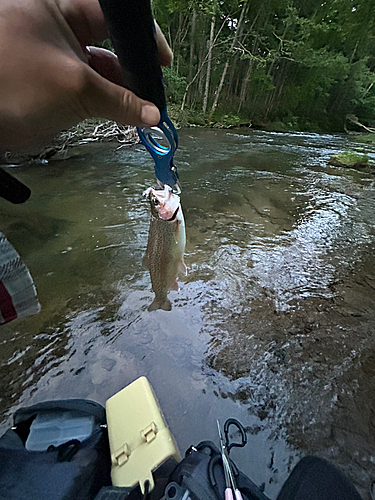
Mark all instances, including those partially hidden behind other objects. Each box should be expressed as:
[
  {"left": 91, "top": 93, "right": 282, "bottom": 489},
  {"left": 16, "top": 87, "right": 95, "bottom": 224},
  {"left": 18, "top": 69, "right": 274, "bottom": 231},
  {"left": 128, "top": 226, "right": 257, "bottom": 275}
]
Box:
[{"left": 143, "top": 186, "right": 187, "bottom": 311}]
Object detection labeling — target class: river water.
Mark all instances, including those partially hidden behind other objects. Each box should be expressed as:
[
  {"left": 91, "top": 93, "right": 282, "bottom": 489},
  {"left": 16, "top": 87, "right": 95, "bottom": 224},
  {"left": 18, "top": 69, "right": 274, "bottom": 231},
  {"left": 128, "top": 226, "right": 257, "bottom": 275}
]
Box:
[{"left": 1, "top": 129, "right": 375, "bottom": 498}]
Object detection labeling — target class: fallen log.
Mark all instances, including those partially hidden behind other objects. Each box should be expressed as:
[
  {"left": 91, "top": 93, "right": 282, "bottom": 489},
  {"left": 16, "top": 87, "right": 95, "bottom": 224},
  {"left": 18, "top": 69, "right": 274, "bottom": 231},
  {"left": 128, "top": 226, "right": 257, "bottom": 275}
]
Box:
[{"left": 1, "top": 119, "right": 139, "bottom": 166}]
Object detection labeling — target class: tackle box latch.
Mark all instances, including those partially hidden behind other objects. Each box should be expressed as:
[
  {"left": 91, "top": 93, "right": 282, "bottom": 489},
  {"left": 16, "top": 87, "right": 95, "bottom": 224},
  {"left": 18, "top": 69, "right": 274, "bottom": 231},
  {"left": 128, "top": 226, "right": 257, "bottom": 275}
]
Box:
[
  {"left": 141, "top": 422, "right": 158, "bottom": 443},
  {"left": 112, "top": 442, "right": 131, "bottom": 467}
]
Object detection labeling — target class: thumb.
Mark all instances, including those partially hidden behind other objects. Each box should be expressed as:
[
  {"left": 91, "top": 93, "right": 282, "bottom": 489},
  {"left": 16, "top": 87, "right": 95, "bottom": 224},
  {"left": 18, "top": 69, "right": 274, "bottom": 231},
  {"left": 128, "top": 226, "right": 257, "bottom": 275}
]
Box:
[{"left": 81, "top": 64, "right": 160, "bottom": 127}]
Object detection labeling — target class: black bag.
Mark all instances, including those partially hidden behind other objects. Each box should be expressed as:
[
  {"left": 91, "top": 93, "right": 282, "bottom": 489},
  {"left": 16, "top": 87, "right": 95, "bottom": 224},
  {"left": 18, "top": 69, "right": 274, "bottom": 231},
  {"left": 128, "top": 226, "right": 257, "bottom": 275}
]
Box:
[
  {"left": 167, "top": 441, "right": 269, "bottom": 500},
  {"left": 276, "top": 456, "right": 363, "bottom": 500},
  {"left": 164, "top": 443, "right": 363, "bottom": 500},
  {"left": 0, "top": 399, "right": 111, "bottom": 500}
]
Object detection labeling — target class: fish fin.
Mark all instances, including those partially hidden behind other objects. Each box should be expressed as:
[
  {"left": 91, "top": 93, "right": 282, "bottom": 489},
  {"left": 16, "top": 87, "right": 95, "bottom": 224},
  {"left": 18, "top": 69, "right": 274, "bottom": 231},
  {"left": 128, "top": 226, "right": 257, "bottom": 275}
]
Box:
[
  {"left": 148, "top": 297, "right": 172, "bottom": 312},
  {"left": 178, "top": 261, "right": 188, "bottom": 276},
  {"left": 142, "top": 255, "right": 149, "bottom": 269},
  {"left": 170, "top": 280, "right": 179, "bottom": 291}
]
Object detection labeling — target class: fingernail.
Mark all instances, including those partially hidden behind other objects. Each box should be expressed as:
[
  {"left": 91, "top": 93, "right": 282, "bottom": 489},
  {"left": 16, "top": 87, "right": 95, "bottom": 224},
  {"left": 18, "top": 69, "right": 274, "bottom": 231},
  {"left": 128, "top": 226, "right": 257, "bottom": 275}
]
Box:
[{"left": 141, "top": 105, "right": 160, "bottom": 126}]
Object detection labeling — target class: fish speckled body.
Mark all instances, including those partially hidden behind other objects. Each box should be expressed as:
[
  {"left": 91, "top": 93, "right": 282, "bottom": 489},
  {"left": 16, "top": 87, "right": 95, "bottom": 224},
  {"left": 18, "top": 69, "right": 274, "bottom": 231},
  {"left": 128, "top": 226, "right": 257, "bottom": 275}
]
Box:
[{"left": 143, "top": 186, "right": 187, "bottom": 311}]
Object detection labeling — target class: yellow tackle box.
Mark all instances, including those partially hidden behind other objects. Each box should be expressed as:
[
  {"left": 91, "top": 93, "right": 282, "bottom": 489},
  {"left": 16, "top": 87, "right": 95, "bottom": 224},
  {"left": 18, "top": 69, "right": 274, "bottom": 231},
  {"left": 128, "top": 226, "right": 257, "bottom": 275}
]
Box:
[{"left": 106, "top": 376, "right": 181, "bottom": 492}]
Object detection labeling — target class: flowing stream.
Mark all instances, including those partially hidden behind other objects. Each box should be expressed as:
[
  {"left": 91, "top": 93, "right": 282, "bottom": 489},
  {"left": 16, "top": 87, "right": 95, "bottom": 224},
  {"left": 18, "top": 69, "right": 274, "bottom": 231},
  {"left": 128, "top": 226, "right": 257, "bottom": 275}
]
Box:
[{"left": 1, "top": 129, "right": 375, "bottom": 498}]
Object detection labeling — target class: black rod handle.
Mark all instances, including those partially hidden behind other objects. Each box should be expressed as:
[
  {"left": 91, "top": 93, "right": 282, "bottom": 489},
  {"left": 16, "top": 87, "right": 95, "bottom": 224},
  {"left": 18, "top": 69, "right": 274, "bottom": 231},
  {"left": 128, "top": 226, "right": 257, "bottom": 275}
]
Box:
[
  {"left": 0, "top": 168, "right": 31, "bottom": 204},
  {"left": 99, "top": 0, "right": 167, "bottom": 112}
]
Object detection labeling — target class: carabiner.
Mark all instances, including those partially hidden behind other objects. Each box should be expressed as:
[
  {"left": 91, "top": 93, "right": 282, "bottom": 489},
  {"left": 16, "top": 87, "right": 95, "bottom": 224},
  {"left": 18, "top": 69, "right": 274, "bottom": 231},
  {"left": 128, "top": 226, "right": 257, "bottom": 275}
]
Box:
[{"left": 137, "top": 108, "right": 180, "bottom": 191}]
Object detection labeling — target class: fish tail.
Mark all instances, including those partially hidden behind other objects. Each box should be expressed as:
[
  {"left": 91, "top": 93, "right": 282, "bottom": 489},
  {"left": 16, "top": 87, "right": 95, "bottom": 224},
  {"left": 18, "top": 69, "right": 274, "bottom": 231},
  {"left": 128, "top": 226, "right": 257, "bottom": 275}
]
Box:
[{"left": 148, "top": 297, "right": 172, "bottom": 312}]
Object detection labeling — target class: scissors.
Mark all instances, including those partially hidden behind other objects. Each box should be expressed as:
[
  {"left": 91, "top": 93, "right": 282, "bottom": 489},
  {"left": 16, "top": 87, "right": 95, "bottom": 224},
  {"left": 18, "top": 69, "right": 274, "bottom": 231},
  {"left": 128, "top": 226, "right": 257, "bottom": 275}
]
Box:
[
  {"left": 99, "top": 0, "right": 180, "bottom": 192},
  {"left": 217, "top": 419, "right": 247, "bottom": 500}
]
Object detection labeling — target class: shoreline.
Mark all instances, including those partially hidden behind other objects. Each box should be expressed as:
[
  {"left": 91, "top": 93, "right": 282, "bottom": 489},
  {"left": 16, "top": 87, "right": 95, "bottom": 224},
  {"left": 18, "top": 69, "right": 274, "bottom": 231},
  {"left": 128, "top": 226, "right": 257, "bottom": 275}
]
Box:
[{"left": 2, "top": 119, "right": 374, "bottom": 167}]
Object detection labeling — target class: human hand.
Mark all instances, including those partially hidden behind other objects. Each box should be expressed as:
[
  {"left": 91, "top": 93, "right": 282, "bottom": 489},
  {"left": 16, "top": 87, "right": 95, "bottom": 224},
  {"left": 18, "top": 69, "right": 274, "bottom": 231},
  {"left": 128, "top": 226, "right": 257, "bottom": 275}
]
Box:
[{"left": 0, "top": 0, "right": 173, "bottom": 153}]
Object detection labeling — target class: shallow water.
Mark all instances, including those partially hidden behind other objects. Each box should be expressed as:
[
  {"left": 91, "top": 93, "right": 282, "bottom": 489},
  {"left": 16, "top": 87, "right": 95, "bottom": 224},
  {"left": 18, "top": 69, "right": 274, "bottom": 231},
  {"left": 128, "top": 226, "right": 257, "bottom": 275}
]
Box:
[{"left": 1, "top": 129, "right": 375, "bottom": 498}]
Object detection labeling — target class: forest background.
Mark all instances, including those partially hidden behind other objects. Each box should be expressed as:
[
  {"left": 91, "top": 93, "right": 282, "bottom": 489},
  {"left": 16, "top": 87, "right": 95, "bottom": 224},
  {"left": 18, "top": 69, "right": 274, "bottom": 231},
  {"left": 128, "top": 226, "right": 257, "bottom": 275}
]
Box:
[{"left": 143, "top": 0, "right": 375, "bottom": 133}]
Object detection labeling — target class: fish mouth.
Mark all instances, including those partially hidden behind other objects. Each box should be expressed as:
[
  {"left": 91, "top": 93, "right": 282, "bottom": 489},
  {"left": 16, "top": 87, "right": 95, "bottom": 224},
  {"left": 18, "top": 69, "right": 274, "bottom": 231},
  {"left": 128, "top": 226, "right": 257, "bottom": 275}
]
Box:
[{"left": 151, "top": 205, "right": 180, "bottom": 222}]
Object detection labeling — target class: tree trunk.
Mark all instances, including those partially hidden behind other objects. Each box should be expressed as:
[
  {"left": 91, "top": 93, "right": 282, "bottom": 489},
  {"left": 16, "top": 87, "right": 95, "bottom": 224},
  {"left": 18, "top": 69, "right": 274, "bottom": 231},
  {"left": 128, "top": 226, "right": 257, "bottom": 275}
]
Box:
[
  {"left": 237, "top": 36, "right": 259, "bottom": 113},
  {"left": 265, "top": 60, "right": 287, "bottom": 118},
  {"left": 175, "top": 12, "right": 183, "bottom": 75},
  {"left": 238, "top": 59, "right": 253, "bottom": 113},
  {"left": 210, "top": 60, "right": 230, "bottom": 116},
  {"left": 226, "top": 56, "right": 237, "bottom": 97},
  {"left": 203, "top": 15, "right": 216, "bottom": 113},
  {"left": 210, "top": 0, "right": 248, "bottom": 116},
  {"left": 196, "top": 42, "right": 206, "bottom": 104},
  {"left": 188, "top": 9, "right": 197, "bottom": 84}
]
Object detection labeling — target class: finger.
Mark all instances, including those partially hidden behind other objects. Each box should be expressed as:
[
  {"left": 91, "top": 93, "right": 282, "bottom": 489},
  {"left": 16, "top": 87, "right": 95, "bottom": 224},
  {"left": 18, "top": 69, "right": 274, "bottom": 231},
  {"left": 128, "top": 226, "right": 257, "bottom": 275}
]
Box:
[
  {"left": 87, "top": 46, "right": 124, "bottom": 86},
  {"left": 82, "top": 65, "right": 160, "bottom": 127},
  {"left": 154, "top": 22, "right": 173, "bottom": 66},
  {"left": 58, "top": 0, "right": 108, "bottom": 45},
  {"left": 60, "top": 0, "right": 173, "bottom": 65}
]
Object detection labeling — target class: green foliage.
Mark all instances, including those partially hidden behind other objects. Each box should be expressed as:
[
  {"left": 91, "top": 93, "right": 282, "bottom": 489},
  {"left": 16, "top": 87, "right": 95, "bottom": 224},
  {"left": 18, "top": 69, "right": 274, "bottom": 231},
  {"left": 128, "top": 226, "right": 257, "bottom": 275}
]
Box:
[
  {"left": 153, "top": 0, "right": 375, "bottom": 131},
  {"left": 167, "top": 104, "right": 207, "bottom": 127},
  {"left": 220, "top": 113, "right": 241, "bottom": 127},
  {"left": 352, "top": 134, "right": 375, "bottom": 144},
  {"left": 162, "top": 67, "right": 187, "bottom": 104},
  {"left": 211, "top": 112, "right": 243, "bottom": 127}
]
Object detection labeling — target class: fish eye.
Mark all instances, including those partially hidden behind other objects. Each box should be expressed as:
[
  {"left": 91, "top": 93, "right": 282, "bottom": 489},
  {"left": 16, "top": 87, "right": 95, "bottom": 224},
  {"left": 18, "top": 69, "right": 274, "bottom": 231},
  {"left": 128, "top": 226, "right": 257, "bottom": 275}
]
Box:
[{"left": 153, "top": 198, "right": 159, "bottom": 206}]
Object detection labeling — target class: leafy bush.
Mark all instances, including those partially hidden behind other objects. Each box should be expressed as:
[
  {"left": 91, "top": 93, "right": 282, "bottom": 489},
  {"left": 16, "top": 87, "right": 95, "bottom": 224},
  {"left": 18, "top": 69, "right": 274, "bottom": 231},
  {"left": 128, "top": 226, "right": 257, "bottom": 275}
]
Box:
[
  {"left": 163, "top": 68, "right": 187, "bottom": 104},
  {"left": 220, "top": 113, "right": 241, "bottom": 127},
  {"left": 168, "top": 104, "right": 206, "bottom": 127}
]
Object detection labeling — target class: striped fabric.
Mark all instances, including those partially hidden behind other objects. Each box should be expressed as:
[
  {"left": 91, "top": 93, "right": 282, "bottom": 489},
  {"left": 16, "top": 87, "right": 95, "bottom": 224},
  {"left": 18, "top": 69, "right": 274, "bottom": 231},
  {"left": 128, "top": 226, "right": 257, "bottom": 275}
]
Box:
[{"left": 0, "top": 232, "right": 40, "bottom": 324}]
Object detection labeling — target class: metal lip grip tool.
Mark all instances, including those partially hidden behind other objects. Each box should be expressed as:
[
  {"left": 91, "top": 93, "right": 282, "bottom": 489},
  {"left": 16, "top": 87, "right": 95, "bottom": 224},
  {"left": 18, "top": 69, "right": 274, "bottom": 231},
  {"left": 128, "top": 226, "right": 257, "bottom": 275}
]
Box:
[{"left": 99, "top": 0, "right": 180, "bottom": 192}]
